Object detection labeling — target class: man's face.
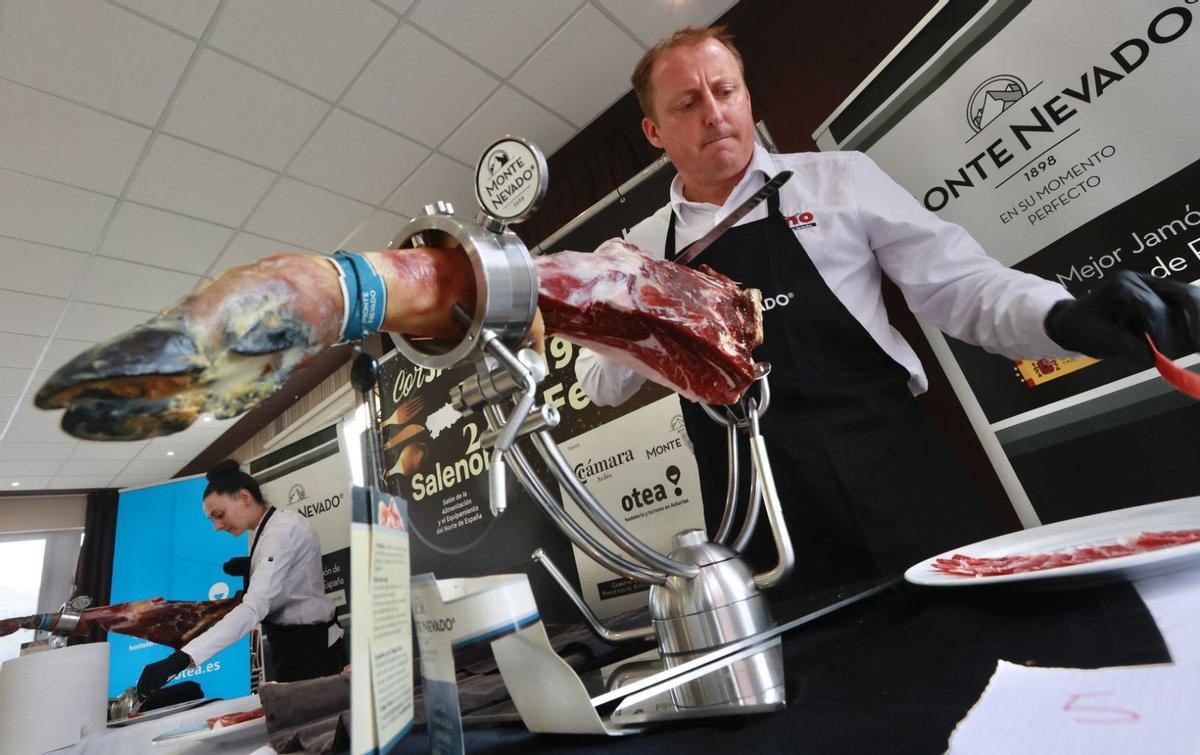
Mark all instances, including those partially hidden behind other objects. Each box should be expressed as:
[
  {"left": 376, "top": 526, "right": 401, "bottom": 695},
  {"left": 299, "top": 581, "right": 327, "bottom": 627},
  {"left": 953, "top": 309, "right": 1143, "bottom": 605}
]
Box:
[{"left": 642, "top": 39, "right": 755, "bottom": 193}]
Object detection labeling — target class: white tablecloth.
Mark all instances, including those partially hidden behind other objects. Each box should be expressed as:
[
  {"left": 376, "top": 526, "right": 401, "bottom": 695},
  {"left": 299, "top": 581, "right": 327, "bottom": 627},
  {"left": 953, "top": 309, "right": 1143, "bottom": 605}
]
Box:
[
  {"left": 65, "top": 694, "right": 272, "bottom": 755},
  {"left": 55, "top": 568, "right": 1200, "bottom": 753},
  {"left": 1135, "top": 566, "right": 1200, "bottom": 663}
]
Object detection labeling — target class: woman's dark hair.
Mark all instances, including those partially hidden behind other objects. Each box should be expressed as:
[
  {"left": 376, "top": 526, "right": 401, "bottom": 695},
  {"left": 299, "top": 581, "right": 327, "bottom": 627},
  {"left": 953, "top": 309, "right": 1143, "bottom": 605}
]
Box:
[{"left": 204, "top": 459, "right": 265, "bottom": 503}]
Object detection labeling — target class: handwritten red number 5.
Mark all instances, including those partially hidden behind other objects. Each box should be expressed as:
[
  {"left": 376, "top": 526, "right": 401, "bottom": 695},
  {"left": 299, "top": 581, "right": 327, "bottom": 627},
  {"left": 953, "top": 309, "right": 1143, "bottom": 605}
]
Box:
[{"left": 1063, "top": 692, "right": 1140, "bottom": 724}]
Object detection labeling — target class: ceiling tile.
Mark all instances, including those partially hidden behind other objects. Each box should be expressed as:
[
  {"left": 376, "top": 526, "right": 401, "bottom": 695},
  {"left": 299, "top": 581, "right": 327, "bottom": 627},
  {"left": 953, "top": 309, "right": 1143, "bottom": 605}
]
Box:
[
  {"left": 58, "top": 301, "right": 150, "bottom": 344},
  {"left": 376, "top": 0, "right": 414, "bottom": 14},
  {"left": 511, "top": 4, "right": 643, "bottom": 127},
  {"left": 246, "top": 178, "right": 373, "bottom": 252},
  {"left": 210, "top": 0, "right": 396, "bottom": 100},
  {"left": 0, "top": 460, "right": 63, "bottom": 477},
  {"left": 120, "top": 458, "right": 187, "bottom": 478},
  {"left": 0, "top": 0, "right": 195, "bottom": 125},
  {"left": 0, "top": 291, "right": 65, "bottom": 337},
  {"left": 165, "top": 50, "right": 329, "bottom": 170},
  {"left": 173, "top": 417, "right": 239, "bottom": 445},
  {"left": 0, "top": 396, "right": 16, "bottom": 420},
  {"left": 143, "top": 436, "right": 212, "bottom": 453},
  {"left": 13, "top": 399, "right": 61, "bottom": 423},
  {"left": 128, "top": 136, "right": 275, "bottom": 227},
  {"left": 75, "top": 258, "right": 201, "bottom": 313},
  {"left": 114, "top": 0, "right": 220, "bottom": 37},
  {"left": 597, "top": 0, "right": 736, "bottom": 47},
  {"left": 114, "top": 473, "right": 172, "bottom": 489},
  {"left": 0, "top": 78, "right": 150, "bottom": 195},
  {"left": 55, "top": 459, "right": 129, "bottom": 477},
  {"left": 343, "top": 24, "right": 496, "bottom": 146},
  {"left": 138, "top": 443, "right": 212, "bottom": 467},
  {"left": 209, "top": 233, "right": 313, "bottom": 274},
  {"left": 49, "top": 474, "right": 117, "bottom": 490},
  {"left": 383, "top": 154, "right": 475, "bottom": 218},
  {"left": 290, "top": 109, "right": 428, "bottom": 205},
  {"left": 412, "top": 0, "right": 582, "bottom": 77},
  {"left": 41, "top": 337, "right": 99, "bottom": 373},
  {"left": 0, "top": 442, "right": 74, "bottom": 461},
  {"left": 4, "top": 421, "right": 72, "bottom": 444},
  {"left": 0, "top": 168, "right": 116, "bottom": 252},
  {"left": 442, "top": 86, "right": 575, "bottom": 165},
  {"left": 100, "top": 202, "right": 234, "bottom": 275},
  {"left": 0, "top": 368, "right": 47, "bottom": 397},
  {"left": 1, "top": 477, "right": 50, "bottom": 491},
  {"left": 342, "top": 211, "right": 410, "bottom": 252},
  {"left": 0, "top": 333, "right": 48, "bottom": 369},
  {"left": 69, "top": 440, "right": 149, "bottom": 462},
  {"left": 0, "top": 238, "right": 90, "bottom": 299}
]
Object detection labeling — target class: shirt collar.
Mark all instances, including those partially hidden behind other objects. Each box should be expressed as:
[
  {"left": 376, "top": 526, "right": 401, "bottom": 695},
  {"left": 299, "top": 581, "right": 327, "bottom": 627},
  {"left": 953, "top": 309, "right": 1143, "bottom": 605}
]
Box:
[{"left": 668, "top": 144, "right": 775, "bottom": 217}]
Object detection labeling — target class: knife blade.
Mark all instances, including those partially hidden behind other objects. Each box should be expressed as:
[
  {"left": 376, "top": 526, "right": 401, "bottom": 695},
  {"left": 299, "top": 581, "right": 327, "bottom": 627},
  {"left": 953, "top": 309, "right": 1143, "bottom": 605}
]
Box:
[{"left": 673, "top": 170, "right": 793, "bottom": 267}]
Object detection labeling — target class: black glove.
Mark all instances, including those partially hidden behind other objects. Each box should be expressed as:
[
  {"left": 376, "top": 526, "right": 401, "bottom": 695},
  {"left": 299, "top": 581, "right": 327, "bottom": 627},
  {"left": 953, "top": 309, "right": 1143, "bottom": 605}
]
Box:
[
  {"left": 136, "top": 650, "right": 192, "bottom": 701},
  {"left": 222, "top": 556, "right": 251, "bottom": 577},
  {"left": 1044, "top": 270, "right": 1200, "bottom": 366}
]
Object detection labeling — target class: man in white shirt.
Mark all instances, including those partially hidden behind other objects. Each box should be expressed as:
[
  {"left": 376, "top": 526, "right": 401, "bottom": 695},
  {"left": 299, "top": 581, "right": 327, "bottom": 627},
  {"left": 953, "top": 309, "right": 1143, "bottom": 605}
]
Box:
[{"left": 576, "top": 26, "right": 1200, "bottom": 592}]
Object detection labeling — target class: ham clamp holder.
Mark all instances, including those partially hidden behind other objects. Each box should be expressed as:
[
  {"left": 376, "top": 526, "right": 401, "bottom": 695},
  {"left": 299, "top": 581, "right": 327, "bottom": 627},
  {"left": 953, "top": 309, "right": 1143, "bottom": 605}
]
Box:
[{"left": 386, "top": 137, "right": 797, "bottom": 729}]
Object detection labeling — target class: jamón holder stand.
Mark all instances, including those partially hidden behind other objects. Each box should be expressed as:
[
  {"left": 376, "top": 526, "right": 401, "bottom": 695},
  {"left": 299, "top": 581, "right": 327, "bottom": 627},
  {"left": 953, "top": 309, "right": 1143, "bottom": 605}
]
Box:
[{"left": 385, "top": 137, "right": 797, "bottom": 729}]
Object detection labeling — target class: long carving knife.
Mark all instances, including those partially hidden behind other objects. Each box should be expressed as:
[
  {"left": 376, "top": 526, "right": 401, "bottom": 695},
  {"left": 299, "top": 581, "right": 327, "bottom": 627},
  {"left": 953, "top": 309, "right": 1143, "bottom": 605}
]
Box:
[{"left": 673, "top": 170, "right": 793, "bottom": 267}]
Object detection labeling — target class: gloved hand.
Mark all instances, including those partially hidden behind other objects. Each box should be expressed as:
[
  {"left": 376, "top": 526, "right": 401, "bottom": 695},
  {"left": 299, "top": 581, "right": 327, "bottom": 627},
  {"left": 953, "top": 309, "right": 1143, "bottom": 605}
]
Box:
[
  {"left": 222, "top": 556, "right": 251, "bottom": 577},
  {"left": 1044, "top": 270, "right": 1200, "bottom": 366},
  {"left": 136, "top": 650, "right": 192, "bottom": 701}
]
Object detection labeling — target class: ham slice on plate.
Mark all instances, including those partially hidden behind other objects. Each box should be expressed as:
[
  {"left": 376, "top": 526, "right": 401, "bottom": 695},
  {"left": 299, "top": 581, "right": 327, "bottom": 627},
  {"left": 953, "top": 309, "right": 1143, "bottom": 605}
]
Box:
[
  {"left": 207, "top": 708, "right": 265, "bottom": 729},
  {"left": 932, "top": 529, "right": 1200, "bottom": 577}
]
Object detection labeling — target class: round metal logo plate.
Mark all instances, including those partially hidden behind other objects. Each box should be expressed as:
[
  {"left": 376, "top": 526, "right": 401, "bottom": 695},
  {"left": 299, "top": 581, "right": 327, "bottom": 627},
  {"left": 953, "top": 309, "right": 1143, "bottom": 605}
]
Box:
[{"left": 474, "top": 136, "right": 547, "bottom": 223}]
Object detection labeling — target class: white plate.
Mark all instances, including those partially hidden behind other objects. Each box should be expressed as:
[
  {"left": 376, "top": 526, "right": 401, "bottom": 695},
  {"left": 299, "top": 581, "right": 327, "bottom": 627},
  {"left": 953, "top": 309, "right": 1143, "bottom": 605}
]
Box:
[
  {"left": 151, "top": 712, "right": 267, "bottom": 747},
  {"left": 905, "top": 497, "right": 1200, "bottom": 588}
]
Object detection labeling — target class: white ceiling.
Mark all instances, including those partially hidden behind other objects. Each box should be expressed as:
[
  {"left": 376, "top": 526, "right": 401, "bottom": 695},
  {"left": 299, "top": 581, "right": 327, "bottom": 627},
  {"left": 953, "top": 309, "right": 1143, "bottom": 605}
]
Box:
[{"left": 0, "top": 0, "right": 736, "bottom": 491}]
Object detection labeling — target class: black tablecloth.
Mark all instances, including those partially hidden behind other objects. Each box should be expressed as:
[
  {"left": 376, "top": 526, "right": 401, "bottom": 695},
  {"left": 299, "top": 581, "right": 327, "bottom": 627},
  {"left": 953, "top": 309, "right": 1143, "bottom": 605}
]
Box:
[{"left": 397, "top": 580, "right": 1169, "bottom": 754}]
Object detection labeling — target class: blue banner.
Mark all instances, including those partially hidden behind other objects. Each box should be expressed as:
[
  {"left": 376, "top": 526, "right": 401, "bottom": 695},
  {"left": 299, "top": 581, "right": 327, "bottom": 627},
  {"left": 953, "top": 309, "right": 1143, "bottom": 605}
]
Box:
[{"left": 109, "top": 477, "right": 251, "bottom": 699}]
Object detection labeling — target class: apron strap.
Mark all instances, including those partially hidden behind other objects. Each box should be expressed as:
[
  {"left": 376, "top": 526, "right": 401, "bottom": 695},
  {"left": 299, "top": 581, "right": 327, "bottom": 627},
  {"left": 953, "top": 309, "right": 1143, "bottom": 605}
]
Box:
[
  {"left": 246, "top": 506, "right": 277, "bottom": 589},
  {"left": 666, "top": 179, "right": 782, "bottom": 262},
  {"left": 250, "top": 506, "right": 276, "bottom": 560}
]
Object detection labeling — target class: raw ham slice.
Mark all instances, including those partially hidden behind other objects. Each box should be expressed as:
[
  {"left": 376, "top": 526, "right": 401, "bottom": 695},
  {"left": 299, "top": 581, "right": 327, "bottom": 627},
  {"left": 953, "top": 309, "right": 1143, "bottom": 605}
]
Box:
[
  {"left": 534, "top": 239, "right": 764, "bottom": 405},
  {"left": 208, "top": 708, "right": 265, "bottom": 729},
  {"left": 932, "top": 529, "right": 1200, "bottom": 577}
]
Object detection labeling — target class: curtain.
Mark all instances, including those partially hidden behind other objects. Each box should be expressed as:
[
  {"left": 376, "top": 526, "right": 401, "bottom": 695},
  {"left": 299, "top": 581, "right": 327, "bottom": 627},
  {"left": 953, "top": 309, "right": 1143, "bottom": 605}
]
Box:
[{"left": 69, "top": 489, "right": 119, "bottom": 643}]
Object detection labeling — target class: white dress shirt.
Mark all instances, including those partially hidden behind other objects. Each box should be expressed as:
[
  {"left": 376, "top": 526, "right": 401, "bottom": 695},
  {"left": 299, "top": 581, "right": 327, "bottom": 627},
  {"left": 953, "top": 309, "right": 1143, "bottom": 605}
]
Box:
[
  {"left": 182, "top": 507, "right": 341, "bottom": 665},
  {"left": 576, "top": 146, "right": 1074, "bottom": 407}
]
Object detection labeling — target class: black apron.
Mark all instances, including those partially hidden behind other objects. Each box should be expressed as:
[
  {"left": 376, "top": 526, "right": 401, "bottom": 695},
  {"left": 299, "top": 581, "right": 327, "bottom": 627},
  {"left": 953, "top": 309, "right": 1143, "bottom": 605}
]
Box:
[
  {"left": 250, "top": 507, "right": 347, "bottom": 683},
  {"left": 666, "top": 189, "right": 998, "bottom": 595}
]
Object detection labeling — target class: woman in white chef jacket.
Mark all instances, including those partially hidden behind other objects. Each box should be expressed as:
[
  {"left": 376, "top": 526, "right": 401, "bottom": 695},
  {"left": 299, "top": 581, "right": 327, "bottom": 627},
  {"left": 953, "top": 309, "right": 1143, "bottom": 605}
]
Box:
[{"left": 136, "top": 460, "right": 345, "bottom": 700}]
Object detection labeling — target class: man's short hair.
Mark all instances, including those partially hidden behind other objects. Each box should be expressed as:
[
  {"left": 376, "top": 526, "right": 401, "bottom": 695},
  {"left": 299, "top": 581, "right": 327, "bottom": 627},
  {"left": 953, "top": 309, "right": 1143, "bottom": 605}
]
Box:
[{"left": 631, "top": 24, "right": 745, "bottom": 120}]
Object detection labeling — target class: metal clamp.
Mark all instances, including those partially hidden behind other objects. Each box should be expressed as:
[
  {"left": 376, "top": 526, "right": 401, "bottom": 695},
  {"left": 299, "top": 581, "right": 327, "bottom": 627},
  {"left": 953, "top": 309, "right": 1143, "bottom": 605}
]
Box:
[{"left": 699, "top": 363, "right": 772, "bottom": 429}]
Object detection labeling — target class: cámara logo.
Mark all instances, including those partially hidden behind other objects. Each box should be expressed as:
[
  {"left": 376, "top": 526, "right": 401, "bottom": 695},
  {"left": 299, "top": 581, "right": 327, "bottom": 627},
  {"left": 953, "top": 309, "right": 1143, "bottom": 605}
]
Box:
[{"left": 966, "top": 74, "right": 1027, "bottom": 133}]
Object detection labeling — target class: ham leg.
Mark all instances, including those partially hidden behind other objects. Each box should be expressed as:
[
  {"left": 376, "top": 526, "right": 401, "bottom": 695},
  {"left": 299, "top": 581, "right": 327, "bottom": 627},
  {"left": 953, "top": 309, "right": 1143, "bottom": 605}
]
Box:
[
  {"left": 37, "top": 240, "right": 763, "bottom": 440},
  {"left": 1, "top": 596, "right": 242, "bottom": 650}
]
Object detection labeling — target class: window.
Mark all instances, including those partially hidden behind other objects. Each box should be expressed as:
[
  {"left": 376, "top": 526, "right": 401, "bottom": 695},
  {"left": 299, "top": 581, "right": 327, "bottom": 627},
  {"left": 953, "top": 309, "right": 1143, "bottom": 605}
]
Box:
[{"left": 0, "top": 538, "right": 47, "bottom": 664}]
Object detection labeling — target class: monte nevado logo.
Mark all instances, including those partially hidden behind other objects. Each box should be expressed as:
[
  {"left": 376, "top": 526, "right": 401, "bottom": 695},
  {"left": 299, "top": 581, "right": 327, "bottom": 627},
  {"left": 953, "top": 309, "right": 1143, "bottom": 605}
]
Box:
[
  {"left": 288, "top": 483, "right": 306, "bottom": 505},
  {"left": 967, "top": 75, "right": 1028, "bottom": 133}
]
